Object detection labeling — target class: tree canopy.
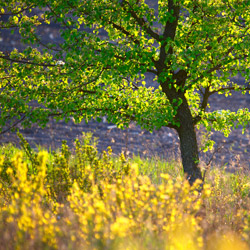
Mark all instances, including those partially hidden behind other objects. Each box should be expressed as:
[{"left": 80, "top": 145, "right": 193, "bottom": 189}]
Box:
[{"left": 1, "top": 0, "right": 250, "bottom": 183}]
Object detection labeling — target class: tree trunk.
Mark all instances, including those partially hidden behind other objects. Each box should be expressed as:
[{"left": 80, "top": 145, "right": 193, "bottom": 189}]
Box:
[
  {"left": 175, "top": 99, "right": 202, "bottom": 185},
  {"left": 159, "top": 73, "right": 202, "bottom": 185}
]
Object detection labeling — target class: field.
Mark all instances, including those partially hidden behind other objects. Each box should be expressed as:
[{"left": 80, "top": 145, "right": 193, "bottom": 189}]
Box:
[{"left": 0, "top": 132, "right": 250, "bottom": 250}]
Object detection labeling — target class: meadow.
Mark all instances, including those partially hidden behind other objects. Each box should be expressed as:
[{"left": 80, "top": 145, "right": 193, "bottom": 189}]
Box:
[{"left": 0, "top": 132, "right": 250, "bottom": 250}]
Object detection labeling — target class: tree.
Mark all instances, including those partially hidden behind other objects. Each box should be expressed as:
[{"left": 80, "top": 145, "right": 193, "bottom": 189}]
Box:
[{"left": 1, "top": 0, "right": 250, "bottom": 184}]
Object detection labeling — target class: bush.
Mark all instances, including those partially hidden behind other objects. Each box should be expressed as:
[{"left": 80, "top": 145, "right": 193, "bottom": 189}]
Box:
[{"left": 0, "top": 133, "right": 249, "bottom": 249}]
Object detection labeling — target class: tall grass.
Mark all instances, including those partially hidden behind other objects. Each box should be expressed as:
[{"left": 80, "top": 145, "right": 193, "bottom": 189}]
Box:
[
  {"left": 129, "top": 155, "right": 183, "bottom": 184},
  {"left": 0, "top": 132, "right": 249, "bottom": 249}
]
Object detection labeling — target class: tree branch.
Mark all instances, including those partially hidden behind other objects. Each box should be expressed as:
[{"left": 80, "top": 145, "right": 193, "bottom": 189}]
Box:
[
  {"left": 0, "top": 4, "right": 35, "bottom": 16},
  {"left": 0, "top": 54, "right": 57, "bottom": 67},
  {"left": 162, "top": 1, "right": 180, "bottom": 40},
  {"left": 209, "top": 85, "right": 250, "bottom": 95},
  {"left": 109, "top": 21, "right": 140, "bottom": 45},
  {"left": 30, "top": 32, "right": 63, "bottom": 52},
  {"left": 194, "top": 84, "right": 250, "bottom": 124},
  {"left": 200, "top": 86, "right": 210, "bottom": 112},
  {"left": 157, "top": 0, "right": 180, "bottom": 69},
  {"left": 120, "top": 0, "right": 160, "bottom": 41},
  {"left": 0, "top": 115, "right": 26, "bottom": 135}
]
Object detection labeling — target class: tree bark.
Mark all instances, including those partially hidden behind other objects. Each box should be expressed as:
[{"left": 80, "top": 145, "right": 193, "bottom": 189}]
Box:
[
  {"left": 175, "top": 99, "right": 202, "bottom": 185},
  {"left": 160, "top": 77, "right": 202, "bottom": 185}
]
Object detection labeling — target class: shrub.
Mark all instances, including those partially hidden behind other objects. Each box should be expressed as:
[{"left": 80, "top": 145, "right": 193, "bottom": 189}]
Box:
[{"left": 0, "top": 133, "right": 249, "bottom": 249}]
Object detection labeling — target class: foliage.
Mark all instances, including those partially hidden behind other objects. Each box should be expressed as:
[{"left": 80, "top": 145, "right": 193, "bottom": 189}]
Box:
[
  {"left": 1, "top": 0, "right": 250, "bottom": 130},
  {"left": 2, "top": 0, "right": 250, "bottom": 181},
  {"left": 0, "top": 136, "right": 250, "bottom": 249}
]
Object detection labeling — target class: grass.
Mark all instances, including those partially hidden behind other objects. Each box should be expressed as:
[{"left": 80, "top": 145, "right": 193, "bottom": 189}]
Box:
[
  {"left": 129, "top": 155, "right": 183, "bottom": 184},
  {"left": 0, "top": 132, "right": 249, "bottom": 250}
]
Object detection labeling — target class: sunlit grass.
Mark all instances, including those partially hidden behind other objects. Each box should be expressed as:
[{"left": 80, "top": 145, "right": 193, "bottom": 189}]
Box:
[
  {"left": 0, "top": 132, "right": 249, "bottom": 249},
  {"left": 129, "top": 154, "right": 183, "bottom": 184}
]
